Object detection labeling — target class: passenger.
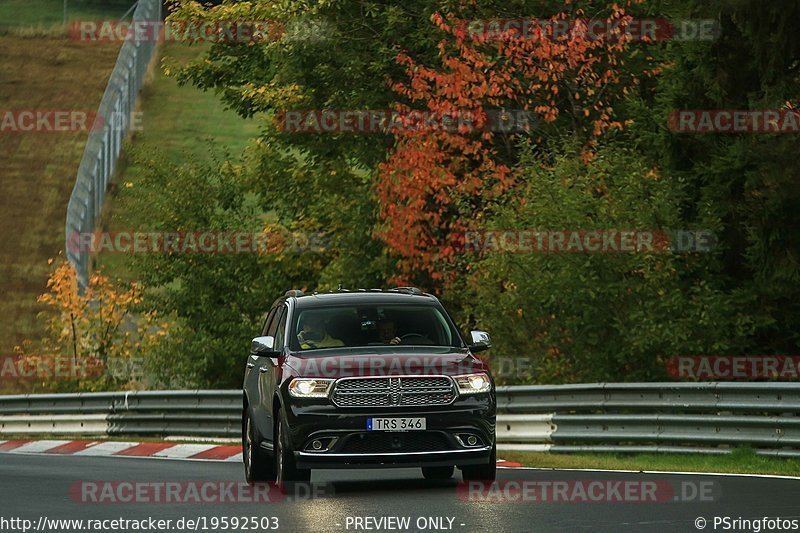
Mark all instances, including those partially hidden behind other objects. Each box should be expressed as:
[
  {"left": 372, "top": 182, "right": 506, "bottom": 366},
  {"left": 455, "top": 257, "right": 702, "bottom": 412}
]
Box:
[{"left": 298, "top": 314, "right": 344, "bottom": 349}]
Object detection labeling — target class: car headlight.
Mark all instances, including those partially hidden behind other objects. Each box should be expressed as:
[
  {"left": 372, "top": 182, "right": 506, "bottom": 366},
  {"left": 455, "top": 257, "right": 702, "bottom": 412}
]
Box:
[
  {"left": 288, "top": 378, "right": 334, "bottom": 398},
  {"left": 454, "top": 373, "right": 492, "bottom": 394}
]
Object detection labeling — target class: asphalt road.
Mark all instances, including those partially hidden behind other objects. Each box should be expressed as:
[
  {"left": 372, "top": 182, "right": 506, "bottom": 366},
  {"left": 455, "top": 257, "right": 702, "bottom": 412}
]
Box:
[{"left": 0, "top": 454, "right": 799, "bottom": 533}]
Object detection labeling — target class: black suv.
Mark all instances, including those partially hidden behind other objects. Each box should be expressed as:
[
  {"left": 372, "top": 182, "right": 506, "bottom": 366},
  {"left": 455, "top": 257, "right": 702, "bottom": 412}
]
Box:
[{"left": 242, "top": 288, "right": 496, "bottom": 486}]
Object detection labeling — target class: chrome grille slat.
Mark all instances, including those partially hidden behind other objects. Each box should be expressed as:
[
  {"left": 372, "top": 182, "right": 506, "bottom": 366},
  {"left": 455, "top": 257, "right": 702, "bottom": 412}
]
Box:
[
  {"left": 339, "top": 389, "right": 389, "bottom": 395},
  {"left": 331, "top": 376, "right": 456, "bottom": 408},
  {"left": 400, "top": 387, "right": 452, "bottom": 393}
]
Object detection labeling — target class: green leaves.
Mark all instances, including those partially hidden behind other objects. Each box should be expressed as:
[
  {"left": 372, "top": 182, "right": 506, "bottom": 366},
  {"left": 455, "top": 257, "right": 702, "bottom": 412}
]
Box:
[
  {"left": 112, "top": 0, "right": 800, "bottom": 387},
  {"left": 463, "top": 143, "right": 737, "bottom": 383}
]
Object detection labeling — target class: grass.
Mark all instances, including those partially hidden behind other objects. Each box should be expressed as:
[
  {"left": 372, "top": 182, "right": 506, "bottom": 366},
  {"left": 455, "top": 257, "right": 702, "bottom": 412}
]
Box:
[
  {"left": 0, "top": 34, "right": 121, "bottom": 389},
  {"left": 500, "top": 448, "right": 800, "bottom": 477},
  {"left": 0, "top": 34, "right": 258, "bottom": 394},
  {"left": 126, "top": 42, "right": 258, "bottom": 165},
  {"left": 0, "top": 0, "right": 131, "bottom": 30},
  {"left": 95, "top": 41, "right": 260, "bottom": 280}
]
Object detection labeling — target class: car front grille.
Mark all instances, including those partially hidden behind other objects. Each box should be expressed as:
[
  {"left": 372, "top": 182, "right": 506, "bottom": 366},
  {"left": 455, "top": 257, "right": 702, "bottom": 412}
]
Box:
[
  {"left": 339, "top": 431, "right": 451, "bottom": 453},
  {"left": 332, "top": 376, "right": 456, "bottom": 408}
]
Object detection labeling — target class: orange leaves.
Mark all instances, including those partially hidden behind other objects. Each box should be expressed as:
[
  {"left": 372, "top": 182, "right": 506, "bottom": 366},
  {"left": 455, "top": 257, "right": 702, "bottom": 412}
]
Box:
[
  {"left": 376, "top": 5, "right": 641, "bottom": 285},
  {"left": 21, "top": 260, "right": 171, "bottom": 392}
]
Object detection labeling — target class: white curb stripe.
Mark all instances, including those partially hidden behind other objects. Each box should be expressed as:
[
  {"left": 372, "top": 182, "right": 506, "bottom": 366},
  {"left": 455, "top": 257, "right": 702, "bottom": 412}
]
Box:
[
  {"left": 0, "top": 440, "right": 521, "bottom": 470},
  {"left": 164, "top": 436, "right": 238, "bottom": 444},
  {"left": 7, "top": 440, "right": 70, "bottom": 454},
  {"left": 73, "top": 441, "right": 139, "bottom": 456},
  {"left": 153, "top": 444, "right": 216, "bottom": 459},
  {"left": 0, "top": 439, "right": 244, "bottom": 462}
]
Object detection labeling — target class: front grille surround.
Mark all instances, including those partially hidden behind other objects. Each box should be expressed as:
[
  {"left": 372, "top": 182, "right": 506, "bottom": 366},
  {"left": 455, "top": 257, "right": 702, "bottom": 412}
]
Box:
[
  {"left": 339, "top": 431, "right": 451, "bottom": 454},
  {"left": 331, "top": 375, "right": 457, "bottom": 408}
]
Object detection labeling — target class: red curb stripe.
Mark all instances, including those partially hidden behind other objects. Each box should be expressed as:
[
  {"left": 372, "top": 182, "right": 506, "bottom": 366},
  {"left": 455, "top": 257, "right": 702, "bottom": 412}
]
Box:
[
  {"left": 46, "top": 441, "right": 96, "bottom": 455},
  {"left": 188, "top": 445, "right": 242, "bottom": 460},
  {"left": 0, "top": 440, "right": 32, "bottom": 452},
  {"left": 113, "top": 442, "right": 176, "bottom": 457}
]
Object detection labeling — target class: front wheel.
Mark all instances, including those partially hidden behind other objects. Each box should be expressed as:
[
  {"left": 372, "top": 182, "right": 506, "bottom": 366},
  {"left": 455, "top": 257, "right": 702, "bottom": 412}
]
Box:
[
  {"left": 461, "top": 441, "right": 496, "bottom": 481},
  {"left": 275, "top": 415, "right": 311, "bottom": 491},
  {"left": 243, "top": 410, "right": 276, "bottom": 484}
]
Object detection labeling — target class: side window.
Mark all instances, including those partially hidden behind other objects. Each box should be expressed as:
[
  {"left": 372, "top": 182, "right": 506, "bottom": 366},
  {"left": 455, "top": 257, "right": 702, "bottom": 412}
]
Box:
[
  {"left": 273, "top": 306, "right": 288, "bottom": 351},
  {"left": 261, "top": 308, "right": 277, "bottom": 337},
  {"left": 267, "top": 306, "right": 285, "bottom": 337}
]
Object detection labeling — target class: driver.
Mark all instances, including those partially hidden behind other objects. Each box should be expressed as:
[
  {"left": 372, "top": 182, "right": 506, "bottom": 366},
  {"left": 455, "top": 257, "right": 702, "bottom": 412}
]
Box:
[
  {"left": 377, "top": 319, "right": 402, "bottom": 345},
  {"left": 298, "top": 313, "right": 344, "bottom": 349}
]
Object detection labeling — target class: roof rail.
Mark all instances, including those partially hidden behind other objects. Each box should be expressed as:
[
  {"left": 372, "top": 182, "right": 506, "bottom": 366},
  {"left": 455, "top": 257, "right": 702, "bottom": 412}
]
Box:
[
  {"left": 392, "top": 286, "right": 423, "bottom": 295},
  {"left": 284, "top": 289, "right": 305, "bottom": 297}
]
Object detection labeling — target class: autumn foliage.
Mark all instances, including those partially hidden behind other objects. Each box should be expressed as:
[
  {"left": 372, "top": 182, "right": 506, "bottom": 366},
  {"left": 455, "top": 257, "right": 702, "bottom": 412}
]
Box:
[
  {"left": 376, "top": 5, "right": 642, "bottom": 284},
  {"left": 17, "top": 260, "right": 170, "bottom": 392}
]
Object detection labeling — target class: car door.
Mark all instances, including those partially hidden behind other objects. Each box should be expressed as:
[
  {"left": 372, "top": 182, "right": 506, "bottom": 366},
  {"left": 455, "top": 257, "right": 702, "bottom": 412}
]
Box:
[
  {"left": 261, "top": 304, "right": 288, "bottom": 429},
  {"left": 244, "top": 306, "right": 277, "bottom": 445}
]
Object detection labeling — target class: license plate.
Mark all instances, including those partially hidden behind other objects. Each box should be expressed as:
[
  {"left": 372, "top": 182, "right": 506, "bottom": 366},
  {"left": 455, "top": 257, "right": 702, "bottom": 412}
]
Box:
[{"left": 367, "top": 417, "right": 426, "bottom": 431}]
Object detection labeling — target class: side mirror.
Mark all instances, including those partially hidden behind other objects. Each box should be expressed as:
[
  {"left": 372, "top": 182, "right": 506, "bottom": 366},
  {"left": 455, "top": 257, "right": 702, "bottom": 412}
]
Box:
[
  {"left": 469, "top": 330, "right": 492, "bottom": 353},
  {"left": 251, "top": 336, "right": 279, "bottom": 358}
]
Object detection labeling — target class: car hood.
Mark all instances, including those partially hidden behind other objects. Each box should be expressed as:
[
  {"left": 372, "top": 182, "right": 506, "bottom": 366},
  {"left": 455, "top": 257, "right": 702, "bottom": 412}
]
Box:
[{"left": 283, "top": 347, "right": 488, "bottom": 379}]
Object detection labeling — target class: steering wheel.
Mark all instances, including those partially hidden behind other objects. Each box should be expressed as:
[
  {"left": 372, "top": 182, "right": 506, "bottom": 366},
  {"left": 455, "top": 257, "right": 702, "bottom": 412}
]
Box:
[{"left": 398, "top": 333, "right": 431, "bottom": 344}]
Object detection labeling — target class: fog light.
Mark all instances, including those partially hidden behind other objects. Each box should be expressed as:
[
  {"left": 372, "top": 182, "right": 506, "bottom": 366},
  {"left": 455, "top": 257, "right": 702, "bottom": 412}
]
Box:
[
  {"left": 467, "top": 435, "right": 478, "bottom": 446},
  {"left": 312, "top": 440, "right": 323, "bottom": 450}
]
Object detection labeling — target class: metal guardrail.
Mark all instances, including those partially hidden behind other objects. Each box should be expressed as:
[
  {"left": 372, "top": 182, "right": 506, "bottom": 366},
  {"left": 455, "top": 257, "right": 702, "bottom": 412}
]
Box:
[
  {"left": 65, "top": 0, "right": 162, "bottom": 288},
  {"left": 495, "top": 383, "right": 800, "bottom": 457},
  {"left": 2, "top": 383, "right": 800, "bottom": 457},
  {"left": 0, "top": 390, "right": 240, "bottom": 437}
]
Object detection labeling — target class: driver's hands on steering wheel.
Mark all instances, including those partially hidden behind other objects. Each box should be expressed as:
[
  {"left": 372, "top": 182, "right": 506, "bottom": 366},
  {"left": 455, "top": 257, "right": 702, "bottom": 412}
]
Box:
[{"left": 388, "top": 336, "right": 401, "bottom": 345}]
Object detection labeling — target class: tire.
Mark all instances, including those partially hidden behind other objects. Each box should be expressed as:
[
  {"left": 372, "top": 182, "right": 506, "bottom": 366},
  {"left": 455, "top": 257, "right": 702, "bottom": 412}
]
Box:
[
  {"left": 275, "top": 414, "right": 311, "bottom": 492},
  {"left": 461, "top": 441, "right": 496, "bottom": 481},
  {"left": 243, "top": 410, "right": 276, "bottom": 484},
  {"left": 422, "top": 466, "right": 454, "bottom": 480}
]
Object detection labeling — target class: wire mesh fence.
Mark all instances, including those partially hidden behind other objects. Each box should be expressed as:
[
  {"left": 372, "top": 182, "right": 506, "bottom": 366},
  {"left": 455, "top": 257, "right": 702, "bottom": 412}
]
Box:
[{"left": 65, "top": 0, "right": 161, "bottom": 287}]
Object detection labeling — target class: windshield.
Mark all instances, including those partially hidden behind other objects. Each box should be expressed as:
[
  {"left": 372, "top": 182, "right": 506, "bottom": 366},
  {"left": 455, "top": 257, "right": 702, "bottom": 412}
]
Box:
[{"left": 290, "top": 304, "right": 463, "bottom": 351}]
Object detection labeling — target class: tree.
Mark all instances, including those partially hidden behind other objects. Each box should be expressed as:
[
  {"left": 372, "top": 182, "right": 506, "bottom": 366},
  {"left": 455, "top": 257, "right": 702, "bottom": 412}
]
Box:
[
  {"left": 464, "top": 143, "right": 757, "bottom": 383},
  {"left": 18, "top": 259, "right": 169, "bottom": 392},
  {"left": 377, "top": 4, "right": 644, "bottom": 286}
]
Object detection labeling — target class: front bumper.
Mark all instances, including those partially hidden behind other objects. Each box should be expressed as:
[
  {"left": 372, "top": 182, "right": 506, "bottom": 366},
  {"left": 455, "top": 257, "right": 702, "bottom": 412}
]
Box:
[
  {"left": 296, "top": 445, "right": 492, "bottom": 469},
  {"left": 284, "top": 394, "right": 496, "bottom": 469}
]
